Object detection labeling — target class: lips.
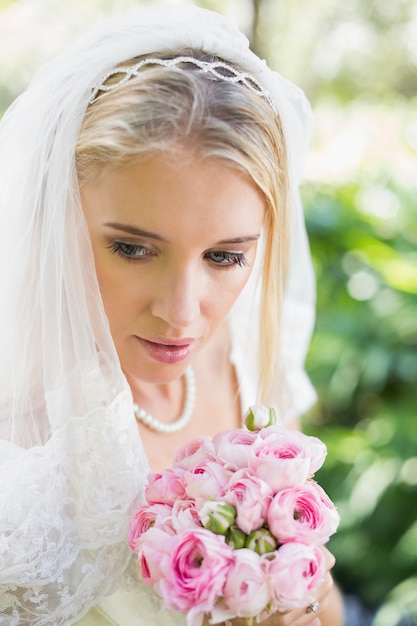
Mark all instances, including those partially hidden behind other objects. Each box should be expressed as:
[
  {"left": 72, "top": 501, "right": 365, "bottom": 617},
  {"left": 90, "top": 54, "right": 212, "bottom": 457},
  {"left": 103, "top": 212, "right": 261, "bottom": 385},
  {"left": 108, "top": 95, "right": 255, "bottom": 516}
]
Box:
[{"left": 136, "top": 337, "right": 197, "bottom": 364}]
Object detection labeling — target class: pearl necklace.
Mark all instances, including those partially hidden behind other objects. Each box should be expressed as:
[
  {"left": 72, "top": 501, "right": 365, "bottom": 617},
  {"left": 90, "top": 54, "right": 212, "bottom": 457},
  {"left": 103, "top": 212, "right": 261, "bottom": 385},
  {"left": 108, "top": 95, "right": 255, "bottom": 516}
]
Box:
[{"left": 133, "top": 366, "right": 196, "bottom": 433}]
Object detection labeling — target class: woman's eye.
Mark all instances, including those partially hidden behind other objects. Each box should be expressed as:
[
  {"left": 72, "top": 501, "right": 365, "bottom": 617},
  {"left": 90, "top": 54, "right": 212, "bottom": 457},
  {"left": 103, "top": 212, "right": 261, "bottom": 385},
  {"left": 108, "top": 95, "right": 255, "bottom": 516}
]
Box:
[
  {"left": 109, "top": 242, "right": 151, "bottom": 260},
  {"left": 206, "top": 250, "right": 249, "bottom": 268}
]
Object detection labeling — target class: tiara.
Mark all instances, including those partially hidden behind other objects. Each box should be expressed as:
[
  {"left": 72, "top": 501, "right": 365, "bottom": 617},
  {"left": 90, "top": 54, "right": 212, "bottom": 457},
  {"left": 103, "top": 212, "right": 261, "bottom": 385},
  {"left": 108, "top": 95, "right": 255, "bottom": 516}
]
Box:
[{"left": 89, "top": 55, "right": 277, "bottom": 113}]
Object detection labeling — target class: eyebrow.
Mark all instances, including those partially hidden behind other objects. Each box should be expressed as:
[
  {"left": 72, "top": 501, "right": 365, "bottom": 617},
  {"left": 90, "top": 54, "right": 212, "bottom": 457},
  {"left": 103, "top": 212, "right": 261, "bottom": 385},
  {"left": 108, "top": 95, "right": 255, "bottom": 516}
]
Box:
[
  {"left": 104, "top": 222, "right": 261, "bottom": 245},
  {"left": 217, "top": 235, "right": 261, "bottom": 244},
  {"left": 104, "top": 222, "right": 166, "bottom": 241}
]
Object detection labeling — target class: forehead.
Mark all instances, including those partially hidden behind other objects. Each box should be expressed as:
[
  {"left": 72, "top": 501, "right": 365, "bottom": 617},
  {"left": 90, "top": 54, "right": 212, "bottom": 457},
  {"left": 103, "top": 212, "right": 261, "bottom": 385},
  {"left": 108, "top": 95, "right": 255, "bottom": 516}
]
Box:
[{"left": 81, "top": 151, "right": 266, "bottom": 235}]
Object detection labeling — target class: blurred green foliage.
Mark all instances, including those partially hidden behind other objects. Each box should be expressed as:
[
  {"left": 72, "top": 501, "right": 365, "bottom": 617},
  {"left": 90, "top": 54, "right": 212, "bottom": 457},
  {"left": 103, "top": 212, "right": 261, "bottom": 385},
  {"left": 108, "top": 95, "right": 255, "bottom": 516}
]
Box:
[
  {"left": 302, "top": 173, "right": 417, "bottom": 624},
  {"left": 264, "top": 1, "right": 417, "bottom": 622}
]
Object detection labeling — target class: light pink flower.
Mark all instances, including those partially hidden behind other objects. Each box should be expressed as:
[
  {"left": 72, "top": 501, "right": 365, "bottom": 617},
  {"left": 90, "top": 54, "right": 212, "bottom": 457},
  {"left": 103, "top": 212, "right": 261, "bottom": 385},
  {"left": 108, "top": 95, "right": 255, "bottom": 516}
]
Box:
[
  {"left": 171, "top": 499, "right": 202, "bottom": 531},
  {"left": 145, "top": 468, "right": 186, "bottom": 506},
  {"left": 173, "top": 436, "right": 215, "bottom": 470},
  {"left": 158, "top": 528, "right": 233, "bottom": 615},
  {"left": 267, "top": 481, "right": 340, "bottom": 545},
  {"left": 135, "top": 527, "right": 174, "bottom": 585},
  {"left": 184, "top": 461, "right": 231, "bottom": 509},
  {"left": 222, "top": 469, "right": 273, "bottom": 535},
  {"left": 128, "top": 503, "right": 173, "bottom": 550},
  {"left": 222, "top": 548, "right": 271, "bottom": 618},
  {"left": 212, "top": 429, "right": 259, "bottom": 470},
  {"left": 258, "top": 427, "right": 327, "bottom": 473},
  {"left": 249, "top": 427, "right": 327, "bottom": 491},
  {"left": 265, "top": 543, "right": 326, "bottom": 610}
]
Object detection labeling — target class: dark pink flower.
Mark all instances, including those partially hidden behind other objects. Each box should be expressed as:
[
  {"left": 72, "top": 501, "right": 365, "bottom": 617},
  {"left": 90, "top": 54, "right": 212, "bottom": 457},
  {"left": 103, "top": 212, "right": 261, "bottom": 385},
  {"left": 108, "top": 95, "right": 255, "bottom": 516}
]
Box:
[
  {"left": 267, "top": 481, "right": 340, "bottom": 545},
  {"left": 158, "top": 528, "right": 233, "bottom": 616}
]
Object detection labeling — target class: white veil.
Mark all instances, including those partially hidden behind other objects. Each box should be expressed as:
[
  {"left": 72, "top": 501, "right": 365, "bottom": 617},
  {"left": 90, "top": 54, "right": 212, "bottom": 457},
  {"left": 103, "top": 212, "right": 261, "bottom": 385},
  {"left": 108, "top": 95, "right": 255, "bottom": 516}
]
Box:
[{"left": 0, "top": 4, "right": 316, "bottom": 624}]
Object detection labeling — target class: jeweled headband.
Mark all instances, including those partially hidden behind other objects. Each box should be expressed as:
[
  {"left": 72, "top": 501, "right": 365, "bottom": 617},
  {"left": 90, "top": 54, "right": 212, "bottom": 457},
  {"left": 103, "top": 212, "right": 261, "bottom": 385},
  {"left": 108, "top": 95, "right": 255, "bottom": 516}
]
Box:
[{"left": 89, "top": 55, "right": 278, "bottom": 114}]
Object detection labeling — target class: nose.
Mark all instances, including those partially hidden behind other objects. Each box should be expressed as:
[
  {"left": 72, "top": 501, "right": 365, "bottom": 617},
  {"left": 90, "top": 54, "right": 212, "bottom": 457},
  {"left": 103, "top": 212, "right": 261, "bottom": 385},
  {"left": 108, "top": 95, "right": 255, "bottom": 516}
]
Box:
[{"left": 151, "top": 263, "right": 200, "bottom": 329}]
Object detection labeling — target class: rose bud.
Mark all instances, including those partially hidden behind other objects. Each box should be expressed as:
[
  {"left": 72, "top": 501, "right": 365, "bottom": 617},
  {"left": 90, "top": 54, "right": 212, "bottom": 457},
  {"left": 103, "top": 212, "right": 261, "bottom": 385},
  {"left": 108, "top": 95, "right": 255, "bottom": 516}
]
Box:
[
  {"left": 226, "top": 525, "right": 247, "bottom": 549},
  {"left": 244, "top": 405, "right": 277, "bottom": 431},
  {"left": 245, "top": 528, "right": 277, "bottom": 555},
  {"left": 199, "top": 501, "right": 236, "bottom": 535}
]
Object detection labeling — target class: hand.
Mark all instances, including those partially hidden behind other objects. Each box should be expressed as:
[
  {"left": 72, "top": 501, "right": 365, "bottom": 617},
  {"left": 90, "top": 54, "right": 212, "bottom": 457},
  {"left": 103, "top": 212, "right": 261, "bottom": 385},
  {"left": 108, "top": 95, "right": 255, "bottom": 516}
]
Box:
[{"left": 202, "top": 547, "right": 336, "bottom": 626}]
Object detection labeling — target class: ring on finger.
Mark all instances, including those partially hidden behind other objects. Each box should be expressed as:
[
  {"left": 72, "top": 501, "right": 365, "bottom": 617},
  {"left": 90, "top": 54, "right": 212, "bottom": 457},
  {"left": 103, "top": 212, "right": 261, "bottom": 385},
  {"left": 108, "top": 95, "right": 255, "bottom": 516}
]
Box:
[{"left": 306, "top": 599, "right": 320, "bottom": 614}]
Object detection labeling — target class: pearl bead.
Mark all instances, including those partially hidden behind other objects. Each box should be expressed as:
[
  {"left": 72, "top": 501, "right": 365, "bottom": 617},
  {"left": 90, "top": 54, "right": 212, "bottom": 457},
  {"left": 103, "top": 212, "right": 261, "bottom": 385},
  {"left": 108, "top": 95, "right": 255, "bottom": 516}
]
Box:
[{"left": 133, "top": 366, "right": 196, "bottom": 433}]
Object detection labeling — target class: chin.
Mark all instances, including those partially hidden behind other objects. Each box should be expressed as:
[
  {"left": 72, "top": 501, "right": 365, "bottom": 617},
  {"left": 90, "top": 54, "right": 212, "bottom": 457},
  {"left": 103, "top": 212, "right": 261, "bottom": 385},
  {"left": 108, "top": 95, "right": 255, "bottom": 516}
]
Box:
[{"left": 122, "top": 360, "right": 190, "bottom": 386}]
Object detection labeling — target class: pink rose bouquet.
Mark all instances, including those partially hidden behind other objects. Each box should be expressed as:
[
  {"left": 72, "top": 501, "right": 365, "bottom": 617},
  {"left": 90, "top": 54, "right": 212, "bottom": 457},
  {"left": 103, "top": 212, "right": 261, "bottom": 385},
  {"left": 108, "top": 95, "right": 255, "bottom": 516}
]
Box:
[{"left": 128, "top": 405, "right": 339, "bottom": 626}]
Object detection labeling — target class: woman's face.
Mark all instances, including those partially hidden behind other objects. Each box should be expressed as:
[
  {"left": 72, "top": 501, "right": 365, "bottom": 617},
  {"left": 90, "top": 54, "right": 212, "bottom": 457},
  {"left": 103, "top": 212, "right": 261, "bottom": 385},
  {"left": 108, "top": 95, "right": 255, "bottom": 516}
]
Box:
[{"left": 81, "top": 151, "right": 265, "bottom": 384}]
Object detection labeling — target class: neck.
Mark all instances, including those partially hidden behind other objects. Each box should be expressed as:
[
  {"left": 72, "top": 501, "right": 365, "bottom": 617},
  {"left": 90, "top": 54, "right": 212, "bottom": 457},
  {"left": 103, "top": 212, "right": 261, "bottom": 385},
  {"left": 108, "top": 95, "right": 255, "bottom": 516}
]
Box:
[
  {"left": 133, "top": 367, "right": 196, "bottom": 434},
  {"left": 127, "top": 374, "right": 184, "bottom": 424}
]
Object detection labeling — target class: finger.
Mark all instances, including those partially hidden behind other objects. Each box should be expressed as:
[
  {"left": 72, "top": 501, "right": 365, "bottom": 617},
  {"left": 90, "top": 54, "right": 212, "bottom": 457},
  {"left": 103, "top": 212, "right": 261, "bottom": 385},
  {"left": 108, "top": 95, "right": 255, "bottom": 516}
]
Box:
[
  {"left": 273, "top": 598, "right": 327, "bottom": 626},
  {"left": 318, "top": 572, "right": 334, "bottom": 604},
  {"left": 321, "top": 546, "right": 336, "bottom": 570}
]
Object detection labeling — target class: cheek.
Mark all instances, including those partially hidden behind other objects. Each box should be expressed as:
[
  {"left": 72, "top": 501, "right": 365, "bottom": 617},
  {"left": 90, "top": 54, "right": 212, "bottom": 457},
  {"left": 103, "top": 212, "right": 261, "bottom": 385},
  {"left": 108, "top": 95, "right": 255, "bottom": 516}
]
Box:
[
  {"left": 93, "top": 257, "right": 140, "bottom": 327},
  {"left": 204, "top": 270, "right": 252, "bottom": 321}
]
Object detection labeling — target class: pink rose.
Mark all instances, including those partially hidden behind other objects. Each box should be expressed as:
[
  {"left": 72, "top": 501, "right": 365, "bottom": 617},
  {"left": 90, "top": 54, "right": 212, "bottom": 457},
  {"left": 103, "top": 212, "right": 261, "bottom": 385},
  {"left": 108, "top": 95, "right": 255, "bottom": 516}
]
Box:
[
  {"left": 171, "top": 499, "right": 202, "bottom": 531},
  {"left": 158, "top": 528, "right": 233, "bottom": 617},
  {"left": 222, "top": 469, "right": 273, "bottom": 535},
  {"left": 212, "top": 429, "right": 259, "bottom": 470},
  {"left": 135, "top": 527, "right": 174, "bottom": 585},
  {"left": 267, "top": 481, "right": 340, "bottom": 545},
  {"left": 249, "top": 427, "right": 327, "bottom": 491},
  {"left": 184, "top": 461, "right": 231, "bottom": 509},
  {"left": 173, "top": 436, "right": 215, "bottom": 470},
  {"left": 258, "top": 427, "right": 327, "bottom": 473},
  {"left": 145, "top": 468, "right": 186, "bottom": 505},
  {"left": 265, "top": 543, "right": 326, "bottom": 610},
  {"left": 220, "top": 548, "right": 271, "bottom": 619},
  {"left": 128, "top": 503, "right": 173, "bottom": 550}
]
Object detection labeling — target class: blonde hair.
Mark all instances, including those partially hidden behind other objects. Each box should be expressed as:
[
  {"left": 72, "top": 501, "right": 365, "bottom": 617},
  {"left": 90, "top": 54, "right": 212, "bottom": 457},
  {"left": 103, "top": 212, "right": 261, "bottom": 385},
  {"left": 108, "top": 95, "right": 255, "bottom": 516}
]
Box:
[{"left": 75, "top": 50, "right": 289, "bottom": 402}]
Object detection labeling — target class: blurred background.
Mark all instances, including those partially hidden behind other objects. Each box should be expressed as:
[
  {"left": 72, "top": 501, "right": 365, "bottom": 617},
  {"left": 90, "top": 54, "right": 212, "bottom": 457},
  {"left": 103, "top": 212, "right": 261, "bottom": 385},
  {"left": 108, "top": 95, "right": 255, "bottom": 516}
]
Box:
[{"left": 1, "top": 0, "right": 416, "bottom": 624}]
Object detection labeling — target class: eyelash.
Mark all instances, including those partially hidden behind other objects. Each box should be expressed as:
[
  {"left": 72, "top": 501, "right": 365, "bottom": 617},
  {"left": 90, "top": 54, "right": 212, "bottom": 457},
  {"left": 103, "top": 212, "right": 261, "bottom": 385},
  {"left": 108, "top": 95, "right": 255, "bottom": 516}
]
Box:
[
  {"left": 108, "top": 242, "right": 151, "bottom": 260},
  {"left": 205, "top": 251, "right": 250, "bottom": 268},
  {"left": 108, "top": 242, "right": 250, "bottom": 269}
]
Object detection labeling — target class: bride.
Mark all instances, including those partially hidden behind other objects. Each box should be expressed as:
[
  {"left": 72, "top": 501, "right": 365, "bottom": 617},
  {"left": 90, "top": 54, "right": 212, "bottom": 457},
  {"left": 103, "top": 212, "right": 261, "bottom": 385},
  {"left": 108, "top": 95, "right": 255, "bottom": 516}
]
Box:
[{"left": 0, "top": 4, "right": 343, "bottom": 625}]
